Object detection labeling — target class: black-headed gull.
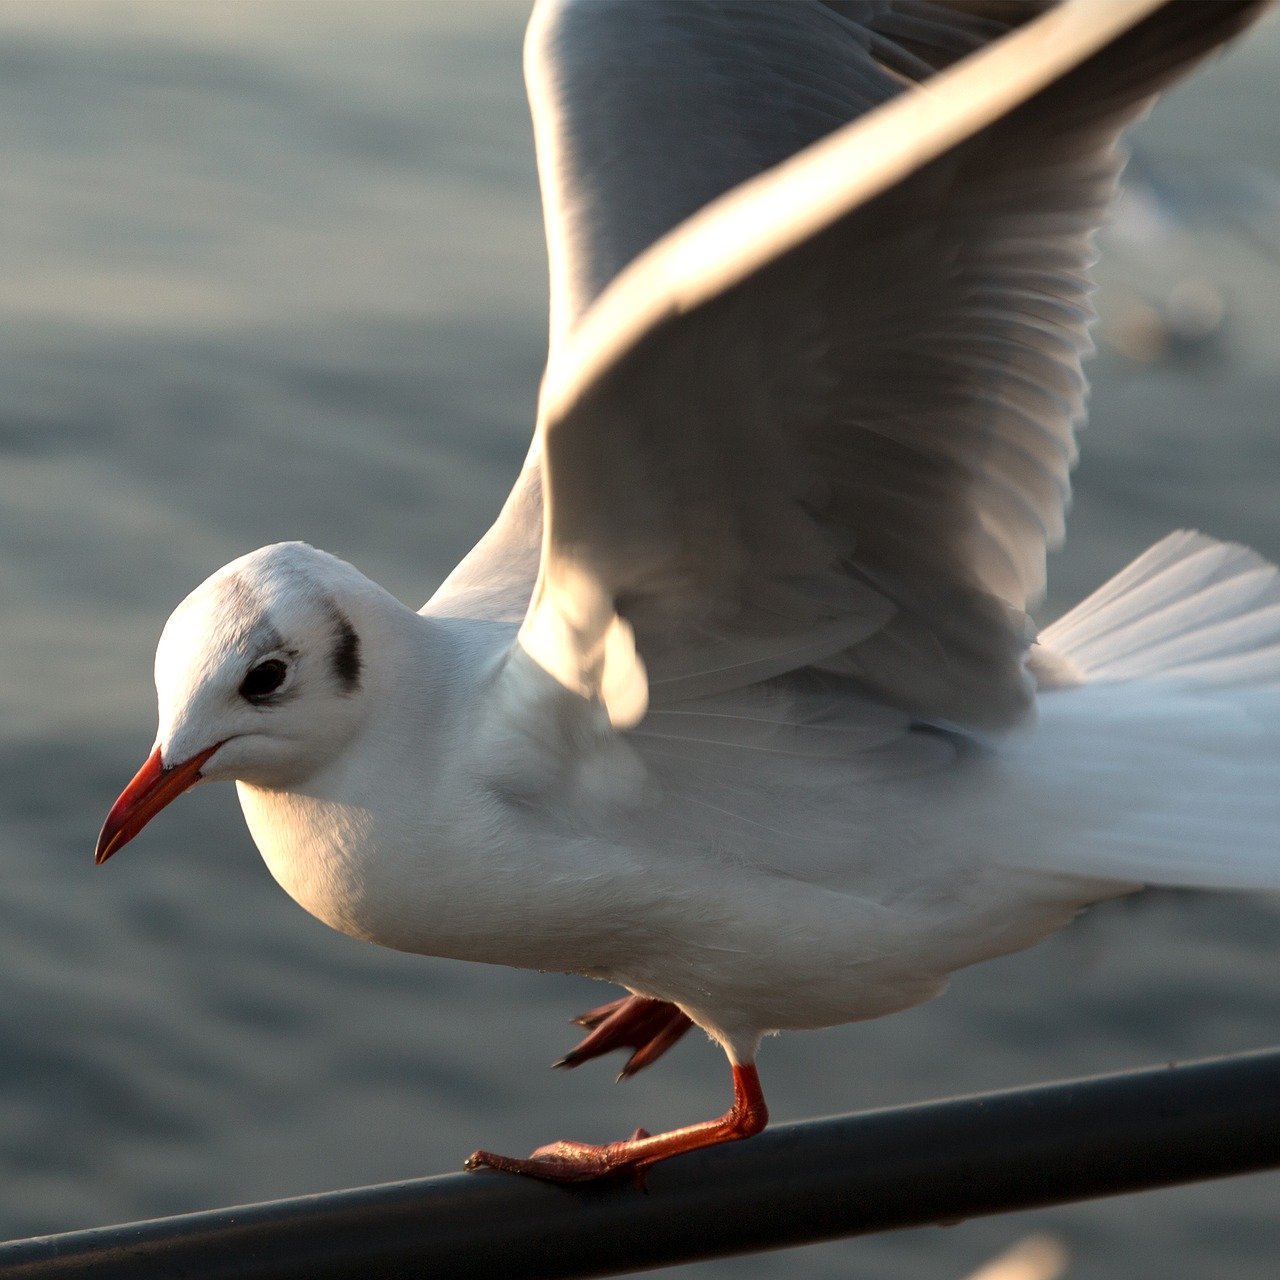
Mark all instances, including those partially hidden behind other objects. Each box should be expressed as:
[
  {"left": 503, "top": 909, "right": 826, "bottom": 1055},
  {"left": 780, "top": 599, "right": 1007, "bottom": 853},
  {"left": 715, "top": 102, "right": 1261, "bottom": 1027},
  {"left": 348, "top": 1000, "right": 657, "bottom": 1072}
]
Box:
[{"left": 97, "top": 0, "right": 1276, "bottom": 1184}]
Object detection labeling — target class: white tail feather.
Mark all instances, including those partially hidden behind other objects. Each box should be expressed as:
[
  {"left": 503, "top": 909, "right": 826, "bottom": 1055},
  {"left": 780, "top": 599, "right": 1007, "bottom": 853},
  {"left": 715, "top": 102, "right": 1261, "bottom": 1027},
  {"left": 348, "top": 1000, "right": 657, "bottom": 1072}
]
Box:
[
  {"left": 1000, "top": 532, "right": 1280, "bottom": 892},
  {"left": 1038, "top": 531, "right": 1280, "bottom": 687}
]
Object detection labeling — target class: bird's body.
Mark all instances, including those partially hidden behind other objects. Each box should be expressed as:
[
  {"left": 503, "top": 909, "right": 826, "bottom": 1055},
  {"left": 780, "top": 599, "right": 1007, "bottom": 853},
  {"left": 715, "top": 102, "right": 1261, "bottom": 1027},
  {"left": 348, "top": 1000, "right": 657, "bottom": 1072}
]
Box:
[
  {"left": 167, "top": 532, "right": 1280, "bottom": 1063},
  {"left": 98, "top": 0, "right": 1279, "bottom": 1180}
]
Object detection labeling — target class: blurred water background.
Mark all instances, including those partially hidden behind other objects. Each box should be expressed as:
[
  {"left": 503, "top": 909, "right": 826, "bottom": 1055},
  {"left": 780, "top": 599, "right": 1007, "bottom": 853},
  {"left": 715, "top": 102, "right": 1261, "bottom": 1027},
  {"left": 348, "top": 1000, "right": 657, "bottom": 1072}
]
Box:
[{"left": 1, "top": 3, "right": 1279, "bottom": 1277}]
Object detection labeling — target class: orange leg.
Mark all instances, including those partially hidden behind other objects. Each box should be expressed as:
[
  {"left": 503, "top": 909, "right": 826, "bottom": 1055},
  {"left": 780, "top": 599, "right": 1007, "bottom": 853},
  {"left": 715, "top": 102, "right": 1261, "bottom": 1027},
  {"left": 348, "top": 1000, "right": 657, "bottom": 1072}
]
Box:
[{"left": 465, "top": 1063, "right": 769, "bottom": 1184}]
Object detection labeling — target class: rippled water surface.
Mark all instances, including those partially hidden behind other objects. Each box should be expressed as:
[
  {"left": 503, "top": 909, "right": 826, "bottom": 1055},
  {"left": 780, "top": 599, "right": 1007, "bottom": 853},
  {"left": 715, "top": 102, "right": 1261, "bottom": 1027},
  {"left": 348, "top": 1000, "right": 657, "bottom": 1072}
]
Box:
[{"left": 2, "top": 4, "right": 1279, "bottom": 1276}]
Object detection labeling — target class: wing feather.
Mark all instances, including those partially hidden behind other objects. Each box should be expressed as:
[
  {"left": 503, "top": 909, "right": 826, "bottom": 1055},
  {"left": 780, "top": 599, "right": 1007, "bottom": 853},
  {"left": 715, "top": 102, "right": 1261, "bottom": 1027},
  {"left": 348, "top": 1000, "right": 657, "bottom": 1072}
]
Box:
[{"left": 426, "top": 0, "right": 1265, "bottom": 735}]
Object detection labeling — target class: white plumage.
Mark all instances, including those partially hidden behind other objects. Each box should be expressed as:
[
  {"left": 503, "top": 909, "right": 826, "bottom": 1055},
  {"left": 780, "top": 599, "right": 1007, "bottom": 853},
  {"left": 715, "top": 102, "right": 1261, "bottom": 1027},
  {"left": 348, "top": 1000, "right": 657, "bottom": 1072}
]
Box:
[{"left": 98, "top": 0, "right": 1277, "bottom": 1181}]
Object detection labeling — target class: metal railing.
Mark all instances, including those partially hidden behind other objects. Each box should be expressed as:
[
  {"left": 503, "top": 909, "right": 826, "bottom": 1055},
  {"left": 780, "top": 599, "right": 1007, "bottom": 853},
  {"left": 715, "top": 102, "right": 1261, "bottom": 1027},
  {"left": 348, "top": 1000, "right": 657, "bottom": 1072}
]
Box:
[{"left": 3, "top": 1046, "right": 1279, "bottom": 1279}]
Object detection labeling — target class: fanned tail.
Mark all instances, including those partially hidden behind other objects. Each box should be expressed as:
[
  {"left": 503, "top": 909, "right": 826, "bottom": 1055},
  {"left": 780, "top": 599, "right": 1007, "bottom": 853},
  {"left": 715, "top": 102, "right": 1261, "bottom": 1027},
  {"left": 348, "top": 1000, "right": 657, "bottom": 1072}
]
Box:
[
  {"left": 1002, "top": 532, "right": 1280, "bottom": 892},
  {"left": 1037, "top": 531, "right": 1280, "bottom": 689}
]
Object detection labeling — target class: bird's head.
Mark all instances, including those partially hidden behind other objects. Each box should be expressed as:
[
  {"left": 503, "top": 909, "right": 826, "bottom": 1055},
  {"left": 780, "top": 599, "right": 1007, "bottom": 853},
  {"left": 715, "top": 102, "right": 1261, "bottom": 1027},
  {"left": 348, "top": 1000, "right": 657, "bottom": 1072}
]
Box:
[{"left": 96, "top": 542, "right": 377, "bottom": 864}]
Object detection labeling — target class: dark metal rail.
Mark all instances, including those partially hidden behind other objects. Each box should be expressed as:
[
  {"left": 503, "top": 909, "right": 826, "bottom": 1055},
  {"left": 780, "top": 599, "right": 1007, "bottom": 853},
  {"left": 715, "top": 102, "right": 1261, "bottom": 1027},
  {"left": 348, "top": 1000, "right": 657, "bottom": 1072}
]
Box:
[{"left": 4, "top": 1046, "right": 1280, "bottom": 1279}]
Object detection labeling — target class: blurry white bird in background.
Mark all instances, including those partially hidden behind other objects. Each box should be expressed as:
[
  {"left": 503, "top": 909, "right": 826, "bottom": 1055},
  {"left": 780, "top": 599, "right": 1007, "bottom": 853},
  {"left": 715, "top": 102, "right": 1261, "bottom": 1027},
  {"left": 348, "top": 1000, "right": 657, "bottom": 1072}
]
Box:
[{"left": 97, "top": 0, "right": 1279, "bottom": 1184}]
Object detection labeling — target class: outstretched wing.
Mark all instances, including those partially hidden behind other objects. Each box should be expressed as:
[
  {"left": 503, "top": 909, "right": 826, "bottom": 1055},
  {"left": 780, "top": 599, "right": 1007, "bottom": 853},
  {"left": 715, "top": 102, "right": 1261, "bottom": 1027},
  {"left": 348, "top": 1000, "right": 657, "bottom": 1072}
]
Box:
[{"left": 431, "top": 0, "right": 1265, "bottom": 733}]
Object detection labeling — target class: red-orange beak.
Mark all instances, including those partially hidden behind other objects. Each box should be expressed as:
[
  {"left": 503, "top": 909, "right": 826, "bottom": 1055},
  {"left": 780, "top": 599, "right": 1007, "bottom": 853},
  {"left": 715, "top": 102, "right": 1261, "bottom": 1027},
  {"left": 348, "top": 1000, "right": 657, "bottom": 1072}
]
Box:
[{"left": 95, "top": 741, "right": 223, "bottom": 865}]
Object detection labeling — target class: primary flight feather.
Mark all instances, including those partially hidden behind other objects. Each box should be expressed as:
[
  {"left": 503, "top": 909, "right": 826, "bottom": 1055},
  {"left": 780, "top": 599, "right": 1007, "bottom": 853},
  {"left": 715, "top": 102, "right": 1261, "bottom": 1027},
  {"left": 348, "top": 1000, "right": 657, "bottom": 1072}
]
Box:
[{"left": 97, "top": 0, "right": 1278, "bottom": 1182}]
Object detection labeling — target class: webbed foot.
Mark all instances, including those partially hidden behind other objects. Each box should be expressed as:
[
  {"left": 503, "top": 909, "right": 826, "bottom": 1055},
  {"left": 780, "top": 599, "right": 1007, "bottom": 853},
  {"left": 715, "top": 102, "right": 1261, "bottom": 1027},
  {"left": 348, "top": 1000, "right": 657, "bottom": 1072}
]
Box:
[{"left": 555, "top": 995, "right": 693, "bottom": 1079}]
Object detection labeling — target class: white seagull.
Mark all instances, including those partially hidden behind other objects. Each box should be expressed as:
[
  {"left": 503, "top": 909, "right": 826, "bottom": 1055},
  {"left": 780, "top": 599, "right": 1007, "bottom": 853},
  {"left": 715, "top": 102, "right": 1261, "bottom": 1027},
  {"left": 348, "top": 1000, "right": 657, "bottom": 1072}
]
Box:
[{"left": 97, "top": 0, "right": 1278, "bottom": 1183}]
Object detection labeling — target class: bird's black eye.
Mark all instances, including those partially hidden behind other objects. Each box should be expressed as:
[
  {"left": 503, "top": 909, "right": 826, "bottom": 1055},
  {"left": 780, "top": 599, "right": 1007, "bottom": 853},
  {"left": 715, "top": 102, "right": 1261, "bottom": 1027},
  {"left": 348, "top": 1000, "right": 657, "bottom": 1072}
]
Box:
[{"left": 239, "top": 659, "right": 288, "bottom": 703}]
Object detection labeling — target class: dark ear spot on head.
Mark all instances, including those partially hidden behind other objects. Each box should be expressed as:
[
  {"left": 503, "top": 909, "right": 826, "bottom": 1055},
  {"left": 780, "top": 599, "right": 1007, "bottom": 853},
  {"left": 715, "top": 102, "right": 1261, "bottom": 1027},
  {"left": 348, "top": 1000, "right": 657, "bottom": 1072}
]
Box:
[{"left": 331, "top": 611, "right": 362, "bottom": 693}]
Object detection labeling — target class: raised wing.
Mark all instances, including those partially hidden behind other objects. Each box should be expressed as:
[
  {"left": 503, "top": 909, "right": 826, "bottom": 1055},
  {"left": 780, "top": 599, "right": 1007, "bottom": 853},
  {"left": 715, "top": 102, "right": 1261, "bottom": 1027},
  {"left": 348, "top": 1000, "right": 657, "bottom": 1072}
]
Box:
[{"left": 434, "top": 0, "right": 1265, "bottom": 734}]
